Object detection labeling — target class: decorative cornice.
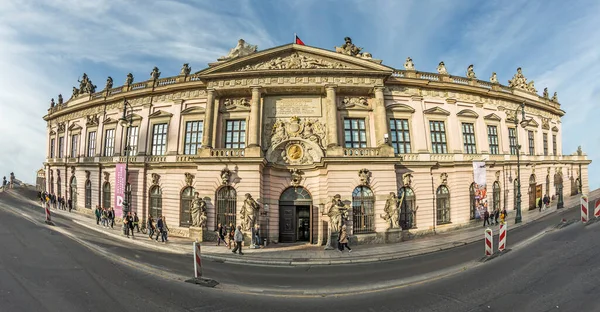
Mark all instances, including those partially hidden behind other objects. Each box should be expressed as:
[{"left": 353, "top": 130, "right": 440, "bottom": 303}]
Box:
[
  {"left": 181, "top": 106, "right": 206, "bottom": 115},
  {"left": 456, "top": 109, "right": 479, "bottom": 118},
  {"left": 387, "top": 103, "right": 415, "bottom": 113},
  {"left": 484, "top": 113, "right": 502, "bottom": 121},
  {"left": 148, "top": 110, "right": 174, "bottom": 118}
]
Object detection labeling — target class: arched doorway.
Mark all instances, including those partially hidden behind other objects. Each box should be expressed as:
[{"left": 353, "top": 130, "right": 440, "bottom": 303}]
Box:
[
  {"left": 528, "top": 174, "right": 536, "bottom": 210},
  {"left": 279, "top": 187, "right": 313, "bottom": 243},
  {"left": 492, "top": 181, "right": 501, "bottom": 211},
  {"left": 436, "top": 185, "right": 450, "bottom": 225},
  {"left": 85, "top": 180, "right": 92, "bottom": 208},
  {"left": 180, "top": 186, "right": 194, "bottom": 227},
  {"left": 70, "top": 176, "right": 77, "bottom": 210}
]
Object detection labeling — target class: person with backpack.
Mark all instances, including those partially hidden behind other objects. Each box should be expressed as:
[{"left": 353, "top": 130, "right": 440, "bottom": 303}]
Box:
[{"left": 133, "top": 212, "right": 140, "bottom": 233}]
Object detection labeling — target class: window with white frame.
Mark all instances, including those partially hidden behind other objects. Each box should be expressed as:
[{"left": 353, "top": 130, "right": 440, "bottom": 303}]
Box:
[
  {"left": 389, "top": 118, "right": 411, "bottom": 154},
  {"left": 126, "top": 126, "right": 139, "bottom": 156},
  {"left": 87, "top": 131, "right": 96, "bottom": 157},
  {"left": 487, "top": 125, "right": 499, "bottom": 155},
  {"left": 104, "top": 129, "right": 115, "bottom": 156},
  {"left": 70, "top": 134, "right": 78, "bottom": 158},
  {"left": 151, "top": 123, "right": 168, "bottom": 155},
  {"left": 344, "top": 118, "right": 367, "bottom": 148},
  {"left": 58, "top": 137, "right": 64, "bottom": 158},
  {"left": 462, "top": 123, "right": 477, "bottom": 154},
  {"left": 225, "top": 120, "right": 246, "bottom": 149},
  {"left": 50, "top": 138, "right": 55, "bottom": 158},
  {"left": 508, "top": 128, "right": 518, "bottom": 155},
  {"left": 429, "top": 121, "right": 447, "bottom": 154},
  {"left": 184, "top": 121, "right": 203, "bottom": 155},
  {"left": 528, "top": 130, "right": 535, "bottom": 155}
]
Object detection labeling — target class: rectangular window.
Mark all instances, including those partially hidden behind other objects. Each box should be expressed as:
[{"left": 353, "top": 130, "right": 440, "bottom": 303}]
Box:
[
  {"left": 225, "top": 120, "right": 246, "bottom": 149},
  {"left": 528, "top": 130, "right": 535, "bottom": 155},
  {"left": 87, "top": 131, "right": 96, "bottom": 157},
  {"left": 487, "top": 125, "right": 499, "bottom": 155},
  {"left": 126, "top": 126, "right": 139, "bottom": 156},
  {"left": 462, "top": 123, "right": 477, "bottom": 154},
  {"left": 508, "top": 128, "right": 518, "bottom": 155},
  {"left": 344, "top": 118, "right": 367, "bottom": 148},
  {"left": 543, "top": 132, "right": 548, "bottom": 156},
  {"left": 429, "top": 121, "right": 447, "bottom": 154},
  {"left": 58, "top": 137, "right": 64, "bottom": 158},
  {"left": 151, "top": 123, "right": 168, "bottom": 155},
  {"left": 389, "top": 119, "right": 411, "bottom": 154},
  {"left": 50, "top": 138, "right": 55, "bottom": 158},
  {"left": 104, "top": 129, "right": 115, "bottom": 156},
  {"left": 184, "top": 121, "right": 204, "bottom": 155},
  {"left": 70, "top": 134, "right": 78, "bottom": 158},
  {"left": 552, "top": 134, "right": 557, "bottom": 155}
]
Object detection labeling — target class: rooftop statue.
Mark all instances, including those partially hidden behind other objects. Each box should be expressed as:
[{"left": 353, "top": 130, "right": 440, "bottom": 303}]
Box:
[
  {"left": 50, "top": 98, "right": 55, "bottom": 108},
  {"left": 150, "top": 67, "right": 161, "bottom": 80},
  {"left": 57, "top": 94, "right": 63, "bottom": 105},
  {"left": 404, "top": 57, "right": 415, "bottom": 70},
  {"left": 543, "top": 87, "right": 549, "bottom": 99},
  {"left": 490, "top": 72, "right": 498, "bottom": 84},
  {"left": 125, "top": 73, "right": 134, "bottom": 86},
  {"left": 218, "top": 39, "right": 258, "bottom": 61},
  {"left": 335, "top": 37, "right": 372, "bottom": 59},
  {"left": 508, "top": 67, "right": 537, "bottom": 93},
  {"left": 466, "top": 64, "right": 476, "bottom": 78},
  {"left": 180, "top": 63, "right": 191, "bottom": 76},
  {"left": 437, "top": 61, "right": 448, "bottom": 75},
  {"left": 551, "top": 92, "right": 558, "bottom": 102},
  {"left": 77, "top": 73, "right": 96, "bottom": 94},
  {"left": 105, "top": 76, "right": 113, "bottom": 90}
]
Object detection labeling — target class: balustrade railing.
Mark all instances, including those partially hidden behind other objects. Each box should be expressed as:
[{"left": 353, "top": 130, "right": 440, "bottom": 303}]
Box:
[
  {"left": 157, "top": 77, "right": 177, "bottom": 86},
  {"left": 416, "top": 72, "right": 440, "bottom": 81},
  {"left": 131, "top": 82, "right": 147, "bottom": 90},
  {"left": 109, "top": 87, "right": 122, "bottom": 95},
  {"left": 145, "top": 155, "right": 167, "bottom": 162},
  {"left": 451, "top": 77, "right": 470, "bottom": 85},
  {"left": 210, "top": 149, "right": 245, "bottom": 157},
  {"left": 99, "top": 156, "right": 114, "bottom": 163},
  {"left": 176, "top": 155, "right": 195, "bottom": 162},
  {"left": 343, "top": 148, "right": 380, "bottom": 157}
]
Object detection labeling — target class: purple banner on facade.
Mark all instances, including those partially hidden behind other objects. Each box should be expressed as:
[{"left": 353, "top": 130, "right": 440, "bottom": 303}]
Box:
[
  {"left": 114, "top": 163, "right": 126, "bottom": 218},
  {"left": 473, "top": 161, "right": 487, "bottom": 219}
]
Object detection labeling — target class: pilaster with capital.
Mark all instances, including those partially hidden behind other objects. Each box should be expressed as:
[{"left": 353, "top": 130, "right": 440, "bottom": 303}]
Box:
[
  {"left": 374, "top": 86, "right": 394, "bottom": 155},
  {"left": 247, "top": 86, "right": 262, "bottom": 148},
  {"left": 325, "top": 85, "right": 339, "bottom": 148},
  {"left": 201, "top": 89, "right": 216, "bottom": 148}
]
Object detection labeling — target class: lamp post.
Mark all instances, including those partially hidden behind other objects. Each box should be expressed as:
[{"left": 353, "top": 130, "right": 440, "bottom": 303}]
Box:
[
  {"left": 514, "top": 102, "right": 527, "bottom": 224},
  {"left": 118, "top": 99, "right": 133, "bottom": 216}
]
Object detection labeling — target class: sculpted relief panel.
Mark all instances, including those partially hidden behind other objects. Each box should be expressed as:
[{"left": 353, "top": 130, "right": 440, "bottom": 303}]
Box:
[{"left": 263, "top": 96, "right": 327, "bottom": 166}]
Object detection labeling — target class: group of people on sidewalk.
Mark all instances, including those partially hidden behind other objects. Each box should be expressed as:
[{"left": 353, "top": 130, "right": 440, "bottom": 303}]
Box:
[
  {"left": 215, "top": 223, "right": 264, "bottom": 255},
  {"left": 94, "top": 205, "right": 116, "bottom": 228},
  {"left": 538, "top": 194, "right": 551, "bottom": 212},
  {"left": 39, "top": 191, "right": 72, "bottom": 212},
  {"left": 92, "top": 206, "right": 170, "bottom": 243},
  {"left": 146, "top": 214, "right": 169, "bottom": 243},
  {"left": 482, "top": 207, "right": 508, "bottom": 227}
]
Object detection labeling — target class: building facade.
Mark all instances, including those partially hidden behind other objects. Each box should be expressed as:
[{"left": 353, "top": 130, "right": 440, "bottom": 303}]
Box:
[{"left": 43, "top": 38, "right": 590, "bottom": 244}]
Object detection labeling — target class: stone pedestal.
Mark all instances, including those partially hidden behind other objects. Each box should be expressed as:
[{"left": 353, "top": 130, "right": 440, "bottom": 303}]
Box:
[
  {"left": 325, "top": 231, "right": 339, "bottom": 250},
  {"left": 384, "top": 228, "right": 402, "bottom": 243},
  {"left": 189, "top": 227, "right": 204, "bottom": 242}
]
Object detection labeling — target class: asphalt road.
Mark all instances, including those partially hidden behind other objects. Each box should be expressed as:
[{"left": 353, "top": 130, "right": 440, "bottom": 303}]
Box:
[
  {"left": 0, "top": 188, "right": 584, "bottom": 294},
  {"left": 1, "top": 189, "right": 598, "bottom": 311}
]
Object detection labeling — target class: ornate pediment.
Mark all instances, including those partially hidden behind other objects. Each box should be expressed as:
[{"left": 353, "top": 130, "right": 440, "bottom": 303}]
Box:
[
  {"left": 484, "top": 113, "right": 502, "bottom": 121},
  {"left": 387, "top": 103, "right": 415, "bottom": 113},
  {"left": 181, "top": 106, "right": 206, "bottom": 115},
  {"left": 196, "top": 44, "right": 393, "bottom": 77},
  {"left": 148, "top": 110, "right": 173, "bottom": 118},
  {"left": 525, "top": 118, "right": 539, "bottom": 127},
  {"left": 457, "top": 109, "right": 479, "bottom": 118},
  {"left": 338, "top": 96, "right": 370, "bottom": 110},
  {"left": 423, "top": 106, "right": 450, "bottom": 116},
  {"left": 264, "top": 116, "right": 327, "bottom": 166},
  {"left": 68, "top": 123, "right": 82, "bottom": 131},
  {"left": 220, "top": 98, "right": 250, "bottom": 112},
  {"left": 552, "top": 126, "right": 559, "bottom": 132}
]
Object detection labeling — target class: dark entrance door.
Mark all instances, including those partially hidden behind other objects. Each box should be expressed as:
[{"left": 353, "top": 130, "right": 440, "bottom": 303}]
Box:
[
  {"left": 297, "top": 206, "right": 310, "bottom": 241},
  {"left": 279, "top": 187, "right": 312, "bottom": 243}
]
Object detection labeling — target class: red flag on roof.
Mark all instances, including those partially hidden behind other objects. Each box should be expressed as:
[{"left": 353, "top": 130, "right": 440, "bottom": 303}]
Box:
[{"left": 295, "top": 34, "right": 305, "bottom": 45}]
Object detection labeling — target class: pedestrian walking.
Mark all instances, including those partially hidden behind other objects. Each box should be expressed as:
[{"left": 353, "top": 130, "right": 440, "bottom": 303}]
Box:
[
  {"left": 538, "top": 197, "right": 543, "bottom": 212},
  {"left": 228, "top": 223, "right": 235, "bottom": 250},
  {"left": 94, "top": 205, "right": 101, "bottom": 225},
  {"left": 216, "top": 223, "right": 226, "bottom": 246},
  {"left": 543, "top": 194, "right": 550, "bottom": 210},
  {"left": 338, "top": 225, "right": 352, "bottom": 252},
  {"left": 147, "top": 215, "right": 155, "bottom": 239},
  {"left": 155, "top": 215, "right": 167, "bottom": 243},
  {"left": 162, "top": 216, "right": 169, "bottom": 241},
  {"left": 109, "top": 208, "right": 115, "bottom": 228},
  {"left": 231, "top": 225, "right": 244, "bottom": 255},
  {"left": 493, "top": 208, "right": 500, "bottom": 225},
  {"left": 483, "top": 209, "right": 491, "bottom": 227},
  {"left": 253, "top": 224, "right": 261, "bottom": 247},
  {"left": 133, "top": 212, "right": 140, "bottom": 233},
  {"left": 127, "top": 212, "right": 135, "bottom": 238}
]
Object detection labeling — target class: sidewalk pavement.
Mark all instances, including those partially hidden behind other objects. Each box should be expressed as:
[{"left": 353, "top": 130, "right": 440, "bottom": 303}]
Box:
[{"left": 21, "top": 189, "right": 600, "bottom": 266}]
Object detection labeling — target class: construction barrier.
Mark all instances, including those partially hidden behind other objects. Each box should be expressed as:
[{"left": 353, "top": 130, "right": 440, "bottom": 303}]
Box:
[
  {"left": 485, "top": 228, "right": 493, "bottom": 256},
  {"left": 581, "top": 195, "right": 589, "bottom": 223},
  {"left": 498, "top": 223, "right": 507, "bottom": 251},
  {"left": 595, "top": 199, "right": 600, "bottom": 218},
  {"left": 193, "top": 241, "right": 202, "bottom": 278}
]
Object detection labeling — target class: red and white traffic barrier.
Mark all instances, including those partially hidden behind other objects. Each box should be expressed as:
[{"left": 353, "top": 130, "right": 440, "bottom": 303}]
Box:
[
  {"left": 498, "top": 223, "right": 507, "bottom": 251},
  {"left": 193, "top": 241, "right": 202, "bottom": 278},
  {"left": 485, "top": 228, "right": 493, "bottom": 256},
  {"left": 581, "top": 195, "right": 589, "bottom": 223},
  {"left": 594, "top": 199, "right": 600, "bottom": 218}
]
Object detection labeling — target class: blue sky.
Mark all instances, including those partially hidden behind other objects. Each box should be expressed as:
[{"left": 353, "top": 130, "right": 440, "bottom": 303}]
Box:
[{"left": 0, "top": 0, "right": 597, "bottom": 188}]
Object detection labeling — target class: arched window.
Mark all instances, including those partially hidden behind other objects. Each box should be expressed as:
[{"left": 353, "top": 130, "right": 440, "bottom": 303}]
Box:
[
  {"left": 436, "top": 185, "right": 450, "bottom": 225},
  {"left": 399, "top": 187, "right": 416, "bottom": 229},
  {"left": 85, "top": 180, "right": 92, "bottom": 208},
  {"left": 492, "top": 181, "right": 501, "bottom": 211},
  {"left": 70, "top": 176, "right": 78, "bottom": 210},
  {"left": 180, "top": 187, "right": 194, "bottom": 227},
  {"left": 216, "top": 186, "right": 236, "bottom": 228},
  {"left": 57, "top": 176, "right": 62, "bottom": 197},
  {"left": 102, "top": 182, "right": 111, "bottom": 208},
  {"left": 469, "top": 183, "right": 477, "bottom": 219},
  {"left": 352, "top": 186, "right": 375, "bottom": 234},
  {"left": 149, "top": 186, "right": 162, "bottom": 219},
  {"left": 529, "top": 174, "right": 536, "bottom": 209}
]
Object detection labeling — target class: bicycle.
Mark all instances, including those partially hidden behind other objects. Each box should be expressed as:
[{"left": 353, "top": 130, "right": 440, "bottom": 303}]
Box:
[{"left": 140, "top": 223, "right": 148, "bottom": 234}]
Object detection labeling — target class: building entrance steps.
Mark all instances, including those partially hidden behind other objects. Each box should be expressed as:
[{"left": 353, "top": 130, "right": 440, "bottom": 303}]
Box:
[{"left": 11, "top": 187, "right": 600, "bottom": 266}]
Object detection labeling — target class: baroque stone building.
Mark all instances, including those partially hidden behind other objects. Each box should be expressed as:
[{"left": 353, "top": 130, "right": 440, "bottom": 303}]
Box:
[{"left": 43, "top": 38, "right": 590, "bottom": 244}]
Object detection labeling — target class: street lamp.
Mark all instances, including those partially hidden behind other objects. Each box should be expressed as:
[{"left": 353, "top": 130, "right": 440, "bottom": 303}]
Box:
[
  {"left": 118, "top": 99, "right": 134, "bottom": 216},
  {"left": 514, "top": 102, "right": 528, "bottom": 224}
]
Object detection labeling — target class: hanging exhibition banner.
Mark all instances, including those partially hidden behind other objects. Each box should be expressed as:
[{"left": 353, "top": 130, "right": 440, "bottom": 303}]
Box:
[
  {"left": 114, "top": 163, "right": 126, "bottom": 218},
  {"left": 473, "top": 161, "right": 487, "bottom": 219}
]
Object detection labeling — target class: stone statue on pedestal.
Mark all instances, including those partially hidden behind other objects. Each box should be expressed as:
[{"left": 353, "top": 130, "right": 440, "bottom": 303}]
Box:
[
  {"left": 218, "top": 39, "right": 258, "bottom": 61},
  {"left": 241, "top": 193, "right": 260, "bottom": 231},
  {"left": 381, "top": 192, "right": 400, "bottom": 229},
  {"left": 326, "top": 194, "right": 349, "bottom": 233},
  {"left": 190, "top": 192, "right": 207, "bottom": 228}
]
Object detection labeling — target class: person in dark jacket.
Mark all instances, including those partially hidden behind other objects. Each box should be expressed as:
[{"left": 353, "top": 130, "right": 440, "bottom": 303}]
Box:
[
  {"left": 133, "top": 212, "right": 140, "bottom": 233},
  {"left": 216, "top": 223, "right": 226, "bottom": 246},
  {"left": 94, "top": 205, "right": 101, "bottom": 225},
  {"left": 127, "top": 212, "right": 135, "bottom": 238},
  {"left": 147, "top": 215, "right": 155, "bottom": 239},
  {"left": 538, "top": 197, "right": 543, "bottom": 212},
  {"left": 483, "top": 209, "right": 491, "bottom": 227},
  {"left": 155, "top": 215, "right": 167, "bottom": 243}
]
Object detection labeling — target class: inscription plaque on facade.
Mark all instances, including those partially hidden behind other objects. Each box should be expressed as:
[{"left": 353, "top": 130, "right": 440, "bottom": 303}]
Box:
[{"left": 266, "top": 96, "right": 322, "bottom": 118}]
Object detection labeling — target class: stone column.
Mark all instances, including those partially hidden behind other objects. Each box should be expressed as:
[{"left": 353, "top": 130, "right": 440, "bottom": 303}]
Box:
[
  {"left": 325, "top": 85, "right": 339, "bottom": 148},
  {"left": 374, "top": 86, "right": 394, "bottom": 155},
  {"left": 248, "top": 86, "right": 261, "bottom": 147},
  {"left": 201, "top": 89, "right": 215, "bottom": 149}
]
